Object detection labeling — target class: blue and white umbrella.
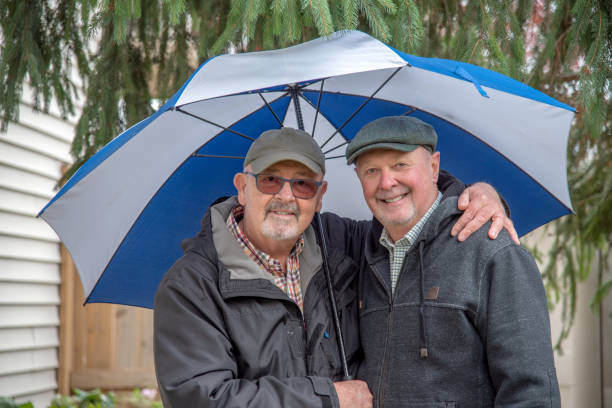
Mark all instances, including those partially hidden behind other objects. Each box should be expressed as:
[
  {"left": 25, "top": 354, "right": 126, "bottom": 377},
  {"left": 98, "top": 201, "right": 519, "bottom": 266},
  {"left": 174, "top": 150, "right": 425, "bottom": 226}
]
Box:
[{"left": 39, "top": 30, "right": 574, "bottom": 308}]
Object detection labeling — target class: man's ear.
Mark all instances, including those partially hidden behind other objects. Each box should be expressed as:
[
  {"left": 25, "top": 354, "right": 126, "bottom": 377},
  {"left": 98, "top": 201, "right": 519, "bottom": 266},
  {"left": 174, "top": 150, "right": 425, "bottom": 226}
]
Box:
[
  {"left": 315, "top": 181, "right": 328, "bottom": 212},
  {"left": 233, "top": 172, "right": 247, "bottom": 206},
  {"left": 430, "top": 151, "right": 440, "bottom": 184}
]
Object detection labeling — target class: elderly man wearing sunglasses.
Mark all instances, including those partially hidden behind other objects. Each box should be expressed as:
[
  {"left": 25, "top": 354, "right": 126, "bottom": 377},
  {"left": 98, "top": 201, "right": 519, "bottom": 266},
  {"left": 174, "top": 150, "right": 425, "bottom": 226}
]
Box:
[{"left": 154, "top": 127, "right": 514, "bottom": 408}]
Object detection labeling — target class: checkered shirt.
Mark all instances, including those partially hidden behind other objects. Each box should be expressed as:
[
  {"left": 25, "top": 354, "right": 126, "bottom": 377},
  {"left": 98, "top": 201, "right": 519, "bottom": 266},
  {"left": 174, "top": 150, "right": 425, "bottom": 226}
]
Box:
[
  {"left": 380, "top": 192, "right": 442, "bottom": 293},
  {"left": 227, "top": 205, "right": 304, "bottom": 311}
]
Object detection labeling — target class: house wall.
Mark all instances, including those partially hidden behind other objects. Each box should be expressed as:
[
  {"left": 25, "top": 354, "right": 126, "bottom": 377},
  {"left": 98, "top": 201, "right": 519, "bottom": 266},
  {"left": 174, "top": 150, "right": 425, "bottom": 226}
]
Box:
[
  {"left": 0, "top": 92, "right": 75, "bottom": 407},
  {"left": 524, "top": 228, "right": 611, "bottom": 408},
  {"left": 601, "top": 252, "right": 612, "bottom": 408}
]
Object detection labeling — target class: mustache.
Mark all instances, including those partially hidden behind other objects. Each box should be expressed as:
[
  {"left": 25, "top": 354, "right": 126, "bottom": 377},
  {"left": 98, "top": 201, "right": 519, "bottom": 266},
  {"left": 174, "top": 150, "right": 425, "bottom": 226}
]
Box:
[{"left": 264, "top": 200, "right": 300, "bottom": 218}]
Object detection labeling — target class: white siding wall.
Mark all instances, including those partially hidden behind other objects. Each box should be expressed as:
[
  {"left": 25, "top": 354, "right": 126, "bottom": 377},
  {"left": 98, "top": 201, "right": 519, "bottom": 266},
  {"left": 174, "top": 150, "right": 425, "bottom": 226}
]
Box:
[
  {"left": 0, "top": 95, "right": 75, "bottom": 407},
  {"left": 524, "top": 228, "right": 612, "bottom": 407}
]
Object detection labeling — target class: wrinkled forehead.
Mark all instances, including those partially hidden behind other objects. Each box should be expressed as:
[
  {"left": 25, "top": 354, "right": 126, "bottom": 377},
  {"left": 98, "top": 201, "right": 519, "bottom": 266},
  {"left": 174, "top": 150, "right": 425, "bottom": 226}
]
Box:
[{"left": 355, "top": 146, "right": 430, "bottom": 167}]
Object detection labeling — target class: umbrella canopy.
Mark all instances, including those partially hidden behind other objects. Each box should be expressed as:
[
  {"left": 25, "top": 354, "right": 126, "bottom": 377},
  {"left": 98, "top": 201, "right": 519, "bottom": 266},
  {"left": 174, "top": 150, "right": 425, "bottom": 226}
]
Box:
[{"left": 39, "top": 30, "right": 574, "bottom": 308}]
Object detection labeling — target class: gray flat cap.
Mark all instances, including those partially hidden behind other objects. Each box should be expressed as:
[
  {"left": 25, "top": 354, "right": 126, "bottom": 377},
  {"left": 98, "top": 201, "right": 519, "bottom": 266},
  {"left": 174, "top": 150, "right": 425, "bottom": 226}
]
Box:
[
  {"left": 346, "top": 116, "right": 438, "bottom": 164},
  {"left": 245, "top": 127, "right": 325, "bottom": 174}
]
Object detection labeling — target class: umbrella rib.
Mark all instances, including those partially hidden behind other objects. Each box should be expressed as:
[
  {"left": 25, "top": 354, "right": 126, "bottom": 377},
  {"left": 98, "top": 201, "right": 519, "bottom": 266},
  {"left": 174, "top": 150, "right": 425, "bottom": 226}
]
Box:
[
  {"left": 175, "top": 107, "right": 255, "bottom": 141},
  {"left": 321, "top": 107, "right": 418, "bottom": 156},
  {"left": 311, "top": 79, "right": 325, "bottom": 137},
  {"left": 192, "top": 154, "right": 245, "bottom": 159},
  {"left": 320, "top": 66, "right": 403, "bottom": 149},
  {"left": 258, "top": 92, "right": 284, "bottom": 127},
  {"left": 323, "top": 141, "right": 348, "bottom": 156}
]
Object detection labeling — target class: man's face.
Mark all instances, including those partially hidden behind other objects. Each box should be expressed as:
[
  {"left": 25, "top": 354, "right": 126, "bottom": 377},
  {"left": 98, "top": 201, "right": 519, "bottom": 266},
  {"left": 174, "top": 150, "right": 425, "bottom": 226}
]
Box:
[
  {"left": 355, "top": 147, "right": 440, "bottom": 240},
  {"left": 234, "top": 160, "right": 327, "bottom": 246}
]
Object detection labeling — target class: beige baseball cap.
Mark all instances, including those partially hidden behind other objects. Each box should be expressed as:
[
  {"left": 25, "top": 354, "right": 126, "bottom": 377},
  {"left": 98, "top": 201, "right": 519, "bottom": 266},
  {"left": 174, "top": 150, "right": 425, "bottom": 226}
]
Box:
[{"left": 245, "top": 127, "right": 326, "bottom": 174}]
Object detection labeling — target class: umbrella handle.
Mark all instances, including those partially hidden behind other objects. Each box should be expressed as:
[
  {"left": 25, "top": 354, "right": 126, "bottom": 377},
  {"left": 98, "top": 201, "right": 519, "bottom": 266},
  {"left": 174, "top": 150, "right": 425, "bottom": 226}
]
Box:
[{"left": 315, "top": 212, "right": 352, "bottom": 381}]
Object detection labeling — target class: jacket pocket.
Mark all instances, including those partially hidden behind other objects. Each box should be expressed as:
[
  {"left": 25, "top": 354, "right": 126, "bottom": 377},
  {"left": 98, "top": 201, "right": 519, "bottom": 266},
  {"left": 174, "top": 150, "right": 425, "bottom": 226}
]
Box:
[
  {"left": 306, "top": 323, "right": 329, "bottom": 376},
  {"left": 285, "top": 318, "right": 305, "bottom": 358}
]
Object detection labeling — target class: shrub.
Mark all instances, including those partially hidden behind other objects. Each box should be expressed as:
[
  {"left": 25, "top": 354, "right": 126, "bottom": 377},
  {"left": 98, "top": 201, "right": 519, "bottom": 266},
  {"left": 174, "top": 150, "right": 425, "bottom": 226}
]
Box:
[
  {"left": 50, "top": 389, "right": 115, "bottom": 408},
  {"left": 0, "top": 397, "right": 33, "bottom": 408}
]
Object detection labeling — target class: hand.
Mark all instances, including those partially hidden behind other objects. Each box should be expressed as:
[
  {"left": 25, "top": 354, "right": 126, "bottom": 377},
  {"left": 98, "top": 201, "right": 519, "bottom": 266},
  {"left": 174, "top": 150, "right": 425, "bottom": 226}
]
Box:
[
  {"left": 334, "top": 380, "right": 373, "bottom": 408},
  {"left": 451, "top": 182, "right": 519, "bottom": 245}
]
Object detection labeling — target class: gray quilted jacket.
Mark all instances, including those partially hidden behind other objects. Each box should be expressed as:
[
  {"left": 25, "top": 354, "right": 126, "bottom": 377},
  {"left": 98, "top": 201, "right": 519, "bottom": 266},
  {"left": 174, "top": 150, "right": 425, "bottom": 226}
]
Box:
[{"left": 357, "top": 196, "right": 561, "bottom": 408}]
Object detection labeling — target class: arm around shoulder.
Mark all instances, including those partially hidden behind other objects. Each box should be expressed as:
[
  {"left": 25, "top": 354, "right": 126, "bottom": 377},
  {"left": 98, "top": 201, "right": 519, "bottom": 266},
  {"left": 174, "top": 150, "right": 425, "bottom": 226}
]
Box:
[{"left": 319, "top": 212, "right": 370, "bottom": 260}]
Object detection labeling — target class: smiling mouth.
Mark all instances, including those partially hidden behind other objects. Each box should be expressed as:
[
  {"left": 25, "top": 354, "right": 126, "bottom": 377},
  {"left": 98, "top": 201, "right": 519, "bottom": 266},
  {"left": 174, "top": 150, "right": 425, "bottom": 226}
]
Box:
[
  {"left": 265, "top": 201, "right": 300, "bottom": 219},
  {"left": 379, "top": 193, "right": 408, "bottom": 204},
  {"left": 267, "top": 210, "right": 297, "bottom": 218}
]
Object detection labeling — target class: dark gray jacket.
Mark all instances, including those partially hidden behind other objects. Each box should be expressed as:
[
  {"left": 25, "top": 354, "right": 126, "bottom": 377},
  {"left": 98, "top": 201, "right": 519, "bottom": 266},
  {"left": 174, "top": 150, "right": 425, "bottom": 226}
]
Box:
[
  {"left": 154, "top": 197, "right": 364, "bottom": 408},
  {"left": 357, "top": 195, "right": 560, "bottom": 408}
]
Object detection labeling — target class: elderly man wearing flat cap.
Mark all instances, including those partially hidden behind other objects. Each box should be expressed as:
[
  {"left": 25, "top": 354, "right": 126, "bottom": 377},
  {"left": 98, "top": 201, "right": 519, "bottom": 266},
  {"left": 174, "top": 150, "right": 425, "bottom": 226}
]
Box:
[
  {"left": 154, "top": 126, "right": 515, "bottom": 408},
  {"left": 346, "top": 116, "right": 560, "bottom": 407}
]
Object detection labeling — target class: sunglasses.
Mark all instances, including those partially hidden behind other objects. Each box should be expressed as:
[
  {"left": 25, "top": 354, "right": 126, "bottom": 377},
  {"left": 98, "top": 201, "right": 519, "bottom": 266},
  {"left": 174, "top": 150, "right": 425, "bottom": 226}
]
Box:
[{"left": 245, "top": 172, "right": 323, "bottom": 199}]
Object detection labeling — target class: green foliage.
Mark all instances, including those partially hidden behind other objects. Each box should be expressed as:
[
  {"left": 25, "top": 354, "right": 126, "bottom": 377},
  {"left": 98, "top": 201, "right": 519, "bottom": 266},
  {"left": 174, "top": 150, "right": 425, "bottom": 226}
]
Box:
[
  {"left": 1, "top": 388, "right": 163, "bottom": 408},
  {"left": 49, "top": 389, "right": 116, "bottom": 408},
  {"left": 0, "top": 0, "right": 87, "bottom": 131},
  {"left": 0, "top": 396, "right": 34, "bottom": 408},
  {"left": 529, "top": 0, "right": 611, "bottom": 352},
  {"left": 130, "top": 388, "right": 163, "bottom": 408},
  {"left": 0, "top": 0, "right": 610, "bottom": 349}
]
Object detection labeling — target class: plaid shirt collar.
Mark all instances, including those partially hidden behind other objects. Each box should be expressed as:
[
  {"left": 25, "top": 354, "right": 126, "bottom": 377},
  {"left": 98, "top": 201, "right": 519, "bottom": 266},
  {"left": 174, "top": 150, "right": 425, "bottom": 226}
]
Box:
[
  {"left": 227, "top": 205, "right": 304, "bottom": 310},
  {"left": 379, "top": 191, "right": 442, "bottom": 293}
]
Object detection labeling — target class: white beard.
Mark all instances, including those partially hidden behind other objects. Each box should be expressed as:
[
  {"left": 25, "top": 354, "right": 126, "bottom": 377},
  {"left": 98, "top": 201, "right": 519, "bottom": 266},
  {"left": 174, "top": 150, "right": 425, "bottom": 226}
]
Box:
[
  {"left": 261, "top": 217, "right": 300, "bottom": 240},
  {"left": 373, "top": 195, "right": 416, "bottom": 229},
  {"left": 261, "top": 200, "right": 301, "bottom": 240}
]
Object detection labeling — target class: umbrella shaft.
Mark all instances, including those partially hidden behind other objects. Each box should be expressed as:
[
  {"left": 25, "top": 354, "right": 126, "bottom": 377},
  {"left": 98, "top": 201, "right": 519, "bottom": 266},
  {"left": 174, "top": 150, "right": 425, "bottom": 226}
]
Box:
[
  {"left": 290, "top": 87, "right": 305, "bottom": 131},
  {"left": 316, "top": 212, "right": 352, "bottom": 380}
]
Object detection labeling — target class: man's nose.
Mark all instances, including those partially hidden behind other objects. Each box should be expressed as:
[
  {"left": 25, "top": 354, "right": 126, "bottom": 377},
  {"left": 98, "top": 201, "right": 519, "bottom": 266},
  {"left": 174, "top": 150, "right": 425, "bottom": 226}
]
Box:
[
  {"left": 378, "top": 169, "right": 397, "bottom": 190},
  {"left": 275, "top": 180, "right": 295, "bottom": 200}
]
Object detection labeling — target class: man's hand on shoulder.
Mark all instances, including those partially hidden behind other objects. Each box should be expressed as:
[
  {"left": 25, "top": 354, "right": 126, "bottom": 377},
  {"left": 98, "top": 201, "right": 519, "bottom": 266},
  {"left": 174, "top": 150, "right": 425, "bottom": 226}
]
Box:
[
  {"left": 334, "top": 380, "right": 373, "bottom": 408},
  {"left": 451, "top": 182, "right": 520, "bottom": 245}
]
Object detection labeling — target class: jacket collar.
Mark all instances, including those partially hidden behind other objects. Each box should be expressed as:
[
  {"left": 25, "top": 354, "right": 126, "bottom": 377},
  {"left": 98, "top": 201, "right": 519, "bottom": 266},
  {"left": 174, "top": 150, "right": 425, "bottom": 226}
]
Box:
[
  {"left": 199, "top": 196, "right": 323, "bottom": 299},
  {"left": 365, "top": 194, "right": 462, "bottom": 264}
]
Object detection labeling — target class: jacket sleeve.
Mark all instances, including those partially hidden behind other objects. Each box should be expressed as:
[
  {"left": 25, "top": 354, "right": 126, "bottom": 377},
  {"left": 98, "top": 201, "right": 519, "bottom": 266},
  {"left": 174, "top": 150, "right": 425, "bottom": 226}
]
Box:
[
  {"left": 438, "top": 169, "right": 467, "bottom": 197},
  {"left": 318, "top": 212, "right": 370, "bottom": 261},
  {"left": 154, "top": 265, "right": 339, "bottom": 408},
  {"left": 478, "top": 244, "right": 561, "bottom": 407},
  {"left": 439, "top": 169, "right": 511, "bottom": 216}
]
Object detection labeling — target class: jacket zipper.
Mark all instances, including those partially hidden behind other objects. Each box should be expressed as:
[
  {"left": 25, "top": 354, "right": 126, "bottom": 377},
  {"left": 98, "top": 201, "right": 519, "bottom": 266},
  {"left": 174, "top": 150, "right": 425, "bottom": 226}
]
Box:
[
  {"left": 373, "top": 252, "right": 412, "bottom": 408},
  {"left": 378, "top": 302, "right": 393, "bottom": 408}
]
